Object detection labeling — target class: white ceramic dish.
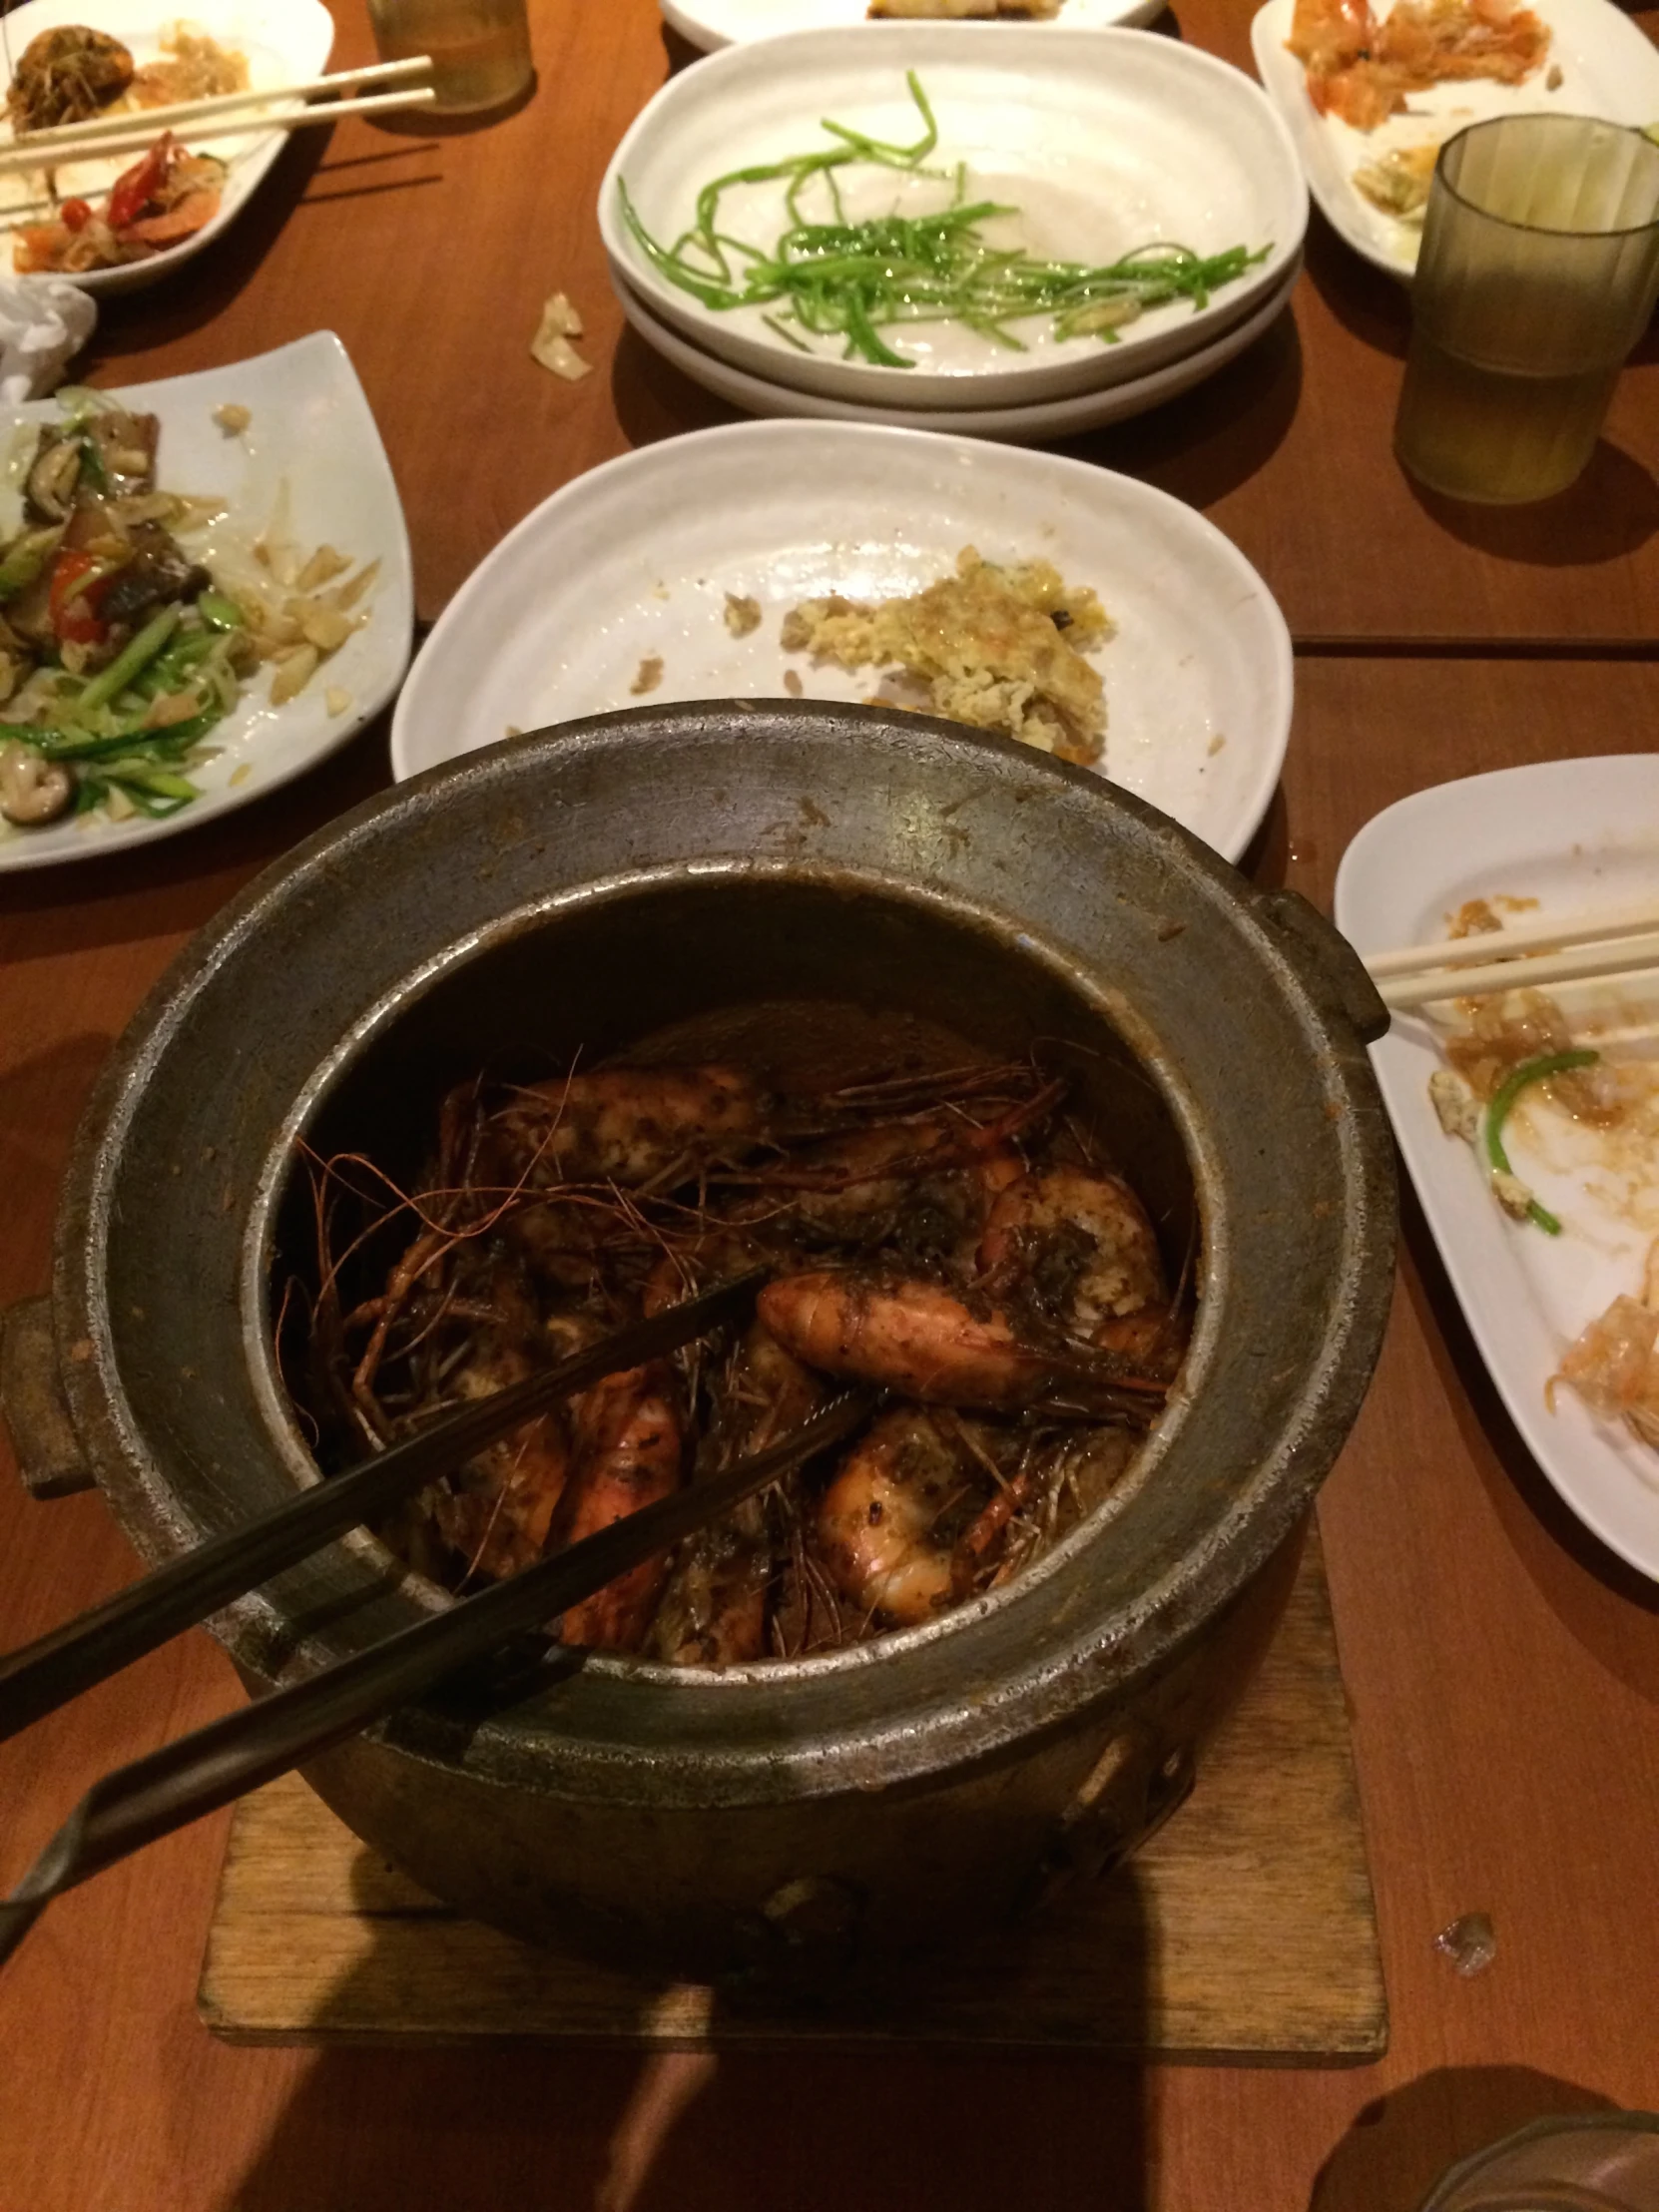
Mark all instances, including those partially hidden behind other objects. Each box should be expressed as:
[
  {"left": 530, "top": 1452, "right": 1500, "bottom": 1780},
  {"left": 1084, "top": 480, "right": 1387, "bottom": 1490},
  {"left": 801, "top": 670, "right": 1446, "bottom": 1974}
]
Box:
[
  {"left": 1335, "top": 756, "right": 1659, "bottom": 1581},
  {"left": 616, "top": 254, "right": 1301, "bottom": 437},
  {"left": 662, "top": 0, "right": 1164, "bottom": 56},
  {"left": 0, "top": 0, "right": 333, "bottom": 293},
  {"left": 390, "top": 420, "right": 1292, "bottom": 864},
  {"left": 1250, "top": 0, "right": 1659, "bottom": 278},
  {"left": 0, "top": 332, "right": 413, "bottom": 874},
  {"left": 600, "top": 24, "right": 1308, "bottom": 406}
]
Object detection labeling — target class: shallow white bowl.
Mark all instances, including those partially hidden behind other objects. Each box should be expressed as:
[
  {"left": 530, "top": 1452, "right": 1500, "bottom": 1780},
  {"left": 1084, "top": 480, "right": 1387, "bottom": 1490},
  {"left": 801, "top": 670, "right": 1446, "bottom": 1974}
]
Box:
[
  {"left": 662, "top": 0, "right": 1165, "bottom": 55},
  {"left": 0, "top": 332, "right": 413, "bottom": 873},
  {"left": 1250, "top": 0, "right": 1659, "bottom": 278},
  {"left": 1335, "top": 755, "right": 1659, "bottom": 1581},
  {"left": 600, "top": 24, "right": 1308, "bottom": 407},
  {"left": 391, "top": 419, "right": 1293, "bottom": 864},
  {"left": 0, "top": 0, "right": 333, "bottom": 294},
  {"left": 616, "top": 253, "right": 1301, "bottom": 438}
]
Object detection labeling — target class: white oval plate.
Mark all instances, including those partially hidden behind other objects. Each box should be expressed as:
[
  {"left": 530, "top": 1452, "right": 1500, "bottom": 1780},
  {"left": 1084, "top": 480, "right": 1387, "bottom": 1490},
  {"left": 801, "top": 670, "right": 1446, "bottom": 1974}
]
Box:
[
  {"left": 1334, "top": 756, "right": 1659, "bottom": 1581},
  {"left": 662, "top": 0, "right": 1164, "bottom": 57},
  {"left": 600, "top": 25, "right": 1308, "bottom": 407},
  {"left": 615, "top": 254, "right": 1301, "bottom": 438},
  {"left": 391, "top": 420, "right": 1292, "bottom": 863},
  {"left": 0, "top": 332, "right": 413, "bottom": 873},
  {"left": 1250, "top": 0, "right": 1659, "bottom": 278},
  {"left": 0, "top": 0, "right": 333, "bottom": 293}
]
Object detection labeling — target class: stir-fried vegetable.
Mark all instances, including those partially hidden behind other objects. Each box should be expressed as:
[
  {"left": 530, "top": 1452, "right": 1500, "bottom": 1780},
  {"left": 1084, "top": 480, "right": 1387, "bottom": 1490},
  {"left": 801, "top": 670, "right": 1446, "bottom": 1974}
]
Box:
[
  {"left": 1484, "top": 1047, "right": 1601, "bottom": 1235},
  {"left": 619, "top": 73, "right": 1271, "bottom": 367}
]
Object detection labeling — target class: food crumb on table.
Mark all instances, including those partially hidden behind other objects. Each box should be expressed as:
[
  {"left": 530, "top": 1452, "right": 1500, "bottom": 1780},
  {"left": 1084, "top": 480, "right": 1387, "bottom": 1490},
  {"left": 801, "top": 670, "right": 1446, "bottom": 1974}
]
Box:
[{"left": 531, "top": 290, "right": 592, "bottom": 381}]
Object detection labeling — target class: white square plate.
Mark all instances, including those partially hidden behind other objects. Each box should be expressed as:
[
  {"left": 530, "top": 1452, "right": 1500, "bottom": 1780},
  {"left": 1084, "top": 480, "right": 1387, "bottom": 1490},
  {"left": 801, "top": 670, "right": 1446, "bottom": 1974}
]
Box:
[
  {"left": 0, "top": 0, "right": 333, "bottom": 292},
  {"left": 1334, "top": 756, "right": 1659, "bottom": 1579},
  {"left": 0, "top": 331, "right": 412, "bottom": 872}
]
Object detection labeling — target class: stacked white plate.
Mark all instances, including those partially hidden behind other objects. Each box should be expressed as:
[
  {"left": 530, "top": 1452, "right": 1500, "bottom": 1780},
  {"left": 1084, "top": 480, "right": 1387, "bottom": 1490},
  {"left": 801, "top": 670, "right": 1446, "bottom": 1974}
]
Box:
[{"left": 600, "top": 24, "right": 1309, "bottom": 438}]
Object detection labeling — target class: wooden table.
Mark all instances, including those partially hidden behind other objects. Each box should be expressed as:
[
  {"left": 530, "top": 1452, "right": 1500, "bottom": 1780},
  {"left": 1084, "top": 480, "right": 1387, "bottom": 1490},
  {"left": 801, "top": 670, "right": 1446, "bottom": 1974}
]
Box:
[{"left": 3, "top": 3, "right": 1659, "bottom": 2206}]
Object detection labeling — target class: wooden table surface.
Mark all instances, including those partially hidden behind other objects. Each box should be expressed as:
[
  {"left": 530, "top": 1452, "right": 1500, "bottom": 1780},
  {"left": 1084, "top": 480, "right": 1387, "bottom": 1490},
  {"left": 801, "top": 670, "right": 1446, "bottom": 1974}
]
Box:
[{"left": 3, "top": 2, "right": 1659, "bottom": 2207}]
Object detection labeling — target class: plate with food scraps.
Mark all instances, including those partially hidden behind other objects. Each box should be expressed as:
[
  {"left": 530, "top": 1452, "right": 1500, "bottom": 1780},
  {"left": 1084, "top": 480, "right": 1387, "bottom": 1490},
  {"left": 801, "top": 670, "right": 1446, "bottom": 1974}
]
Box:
[
  {"left": 661, "top": 0, "right": 1165, "bottom": 59},
  {"left": 614, "top": 251, "right": 1302, "bottom": 436},
  {"left": 0, "top": 330, "right": 412, "bottom": 872},
  {"left": 0, "top": 0, "right": 333, "bottom": 292},
  {"left": 598, "top": 23, "right": 1308, "bottom": 407},
  {"left": 1250, "top": 0, "right": 1659, "bottom": 277},
  {"left": 1335, "top": 755, "right": 1659, "bottom": 1579},
  {"left": 390, "top": 420, "right": 1291, "bottom": 863}
]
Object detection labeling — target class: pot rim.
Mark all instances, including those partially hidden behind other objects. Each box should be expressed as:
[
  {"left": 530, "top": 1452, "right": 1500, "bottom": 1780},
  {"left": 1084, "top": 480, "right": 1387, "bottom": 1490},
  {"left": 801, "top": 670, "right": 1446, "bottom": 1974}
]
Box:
[{"left": 51, "top": 703, "right": 1396, "bottom": 1806}]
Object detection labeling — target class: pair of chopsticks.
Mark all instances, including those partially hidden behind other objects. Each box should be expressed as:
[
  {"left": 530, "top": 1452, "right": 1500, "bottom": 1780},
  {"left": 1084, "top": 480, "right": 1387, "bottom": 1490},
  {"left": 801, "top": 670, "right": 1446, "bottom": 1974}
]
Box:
[
  {"left": 1364, "top": 897, "right": 1659, "bottom": 1014},
  {"left": 0, "top": 1268, "right": 873, "bottom": 1970},
  {"left": 0, "top": 53, "right": 436, "bottom": 179}
]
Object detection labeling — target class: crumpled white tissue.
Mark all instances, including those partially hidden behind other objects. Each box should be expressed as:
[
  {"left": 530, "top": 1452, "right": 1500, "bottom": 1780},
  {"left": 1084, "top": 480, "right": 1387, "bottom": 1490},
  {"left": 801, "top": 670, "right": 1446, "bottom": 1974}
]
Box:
[{"left": 0, "top": 276, "right": 97, "bottom": 404}]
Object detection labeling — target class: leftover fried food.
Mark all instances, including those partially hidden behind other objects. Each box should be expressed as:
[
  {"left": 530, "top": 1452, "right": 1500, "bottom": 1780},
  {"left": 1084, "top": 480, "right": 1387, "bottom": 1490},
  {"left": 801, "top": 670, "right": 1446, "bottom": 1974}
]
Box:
[
  {"left": 782, "top": 545, "right": 1110, "bottom": 764},
  {"left": 5, "top": 25, "right": 133, "bottom": 132},
  {"left": 1353, "top": 140, "right": 1440, "bottom": 220},
  {"left": 1287, "top": 0, "right": 1550, "bottom": 132},
  {"left": 14, "top": 131, "right": 227, "bottom": 275}
]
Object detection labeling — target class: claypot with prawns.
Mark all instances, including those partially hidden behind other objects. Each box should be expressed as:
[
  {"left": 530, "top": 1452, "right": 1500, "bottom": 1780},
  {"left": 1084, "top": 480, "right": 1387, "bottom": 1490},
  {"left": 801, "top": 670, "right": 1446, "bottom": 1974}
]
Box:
[{"left": 16, "top": 703, "right": 1394, "bottom": 1974}]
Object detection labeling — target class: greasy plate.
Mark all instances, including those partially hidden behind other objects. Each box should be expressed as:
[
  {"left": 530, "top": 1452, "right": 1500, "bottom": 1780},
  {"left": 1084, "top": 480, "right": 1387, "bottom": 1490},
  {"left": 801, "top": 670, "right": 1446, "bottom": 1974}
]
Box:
[
  {"left": 614, "top": 254, "right": 1302, "bottom": 437},
  {"left": 1250, "top": 0, "right": 1659, "bottom": 277},
  {"left": 661, "top": 0, "right": 1165, "bottom": 56},
  {"left": 0, "top": 333, "right": 413, "bottom": 873},
  {"left": 600, "top": 24, "right": 1307, "bottom": 407},
  {"left": 0, "top": 0, "right": 333, "bottom": 294},
  {"left": 1335, "top": 756, "right": 1659, "bottom": 1580},
  {"left": 390, "top": 419, "right": 1292, "bottom": 862}
]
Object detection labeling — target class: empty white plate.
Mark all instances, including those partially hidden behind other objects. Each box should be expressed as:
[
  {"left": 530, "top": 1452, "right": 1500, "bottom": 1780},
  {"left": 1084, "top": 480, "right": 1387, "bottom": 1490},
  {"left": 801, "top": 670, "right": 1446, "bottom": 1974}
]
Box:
[
  {"left": 615, "top": 253, "right": 1302, "bottom": 438},
  {"left": 662, "top": 0, "right": 1166, "bottom": 56},
  {"left": 601, "top": 24, "right": 1307, "bottom": 406},
  {"left": 391, "top": 420, "right": 1292, "bottom": 864},
  {"left": 1250, "top": 0, "right": 1659, "bottom": 278},
  {"left": 1335, "top": 756, "right": 1659, "bottom": 1579},
  {"left": 0, "top": 0, "right": 334, "bottom": 293},
  {"left": 0, "top": 333, "right": 413, "bottom": 872}
]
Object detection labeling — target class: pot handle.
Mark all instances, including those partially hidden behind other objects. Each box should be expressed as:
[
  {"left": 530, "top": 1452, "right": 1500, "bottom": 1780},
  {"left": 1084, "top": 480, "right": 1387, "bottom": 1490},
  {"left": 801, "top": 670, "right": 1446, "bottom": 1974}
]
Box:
[
  {"left": 1254, "top": 887, "right": 1389, "bottom": 1046},
  {"left": 0, "top": 1296, "right": 95, "bottom": 1500}
]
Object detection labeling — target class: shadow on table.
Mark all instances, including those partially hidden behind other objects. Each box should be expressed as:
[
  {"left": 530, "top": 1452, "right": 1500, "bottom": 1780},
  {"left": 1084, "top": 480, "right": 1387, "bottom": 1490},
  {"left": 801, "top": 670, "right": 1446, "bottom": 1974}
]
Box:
[
  {"left": 611, "top": 323, "right": 744, "bottom": 448},
  {"left": 1397, "top": 1186, "right": 1659, "bottom": 1702},
  {"left": 1061, "top": 296, "right": 1303, "bottom": 508},
  {"left": 1301, "top": 212, "right": 1411, "bottom": 363},
  {"left": 1405, "top": 442, "right": 1659, "bottom": 564},
  {"left": 217, "top": 1869, "right": 1154, "bottom": 2212},
  {"left": 1310, "top": 2062, "right": 1617, "bottom": 2212}
]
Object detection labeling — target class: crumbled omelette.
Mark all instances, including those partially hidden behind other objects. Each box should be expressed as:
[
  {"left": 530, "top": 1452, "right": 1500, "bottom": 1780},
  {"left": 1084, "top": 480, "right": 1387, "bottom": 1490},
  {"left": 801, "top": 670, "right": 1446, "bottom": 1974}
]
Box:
[{"left": 780, "top": 547, "right": 1112, "bottom": 766}]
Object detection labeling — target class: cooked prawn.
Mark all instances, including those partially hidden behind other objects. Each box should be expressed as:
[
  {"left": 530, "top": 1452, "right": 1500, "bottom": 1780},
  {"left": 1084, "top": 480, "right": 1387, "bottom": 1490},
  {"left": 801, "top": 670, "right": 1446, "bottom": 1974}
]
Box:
[
  {"left": 555, "top": 1362, "right": 686, "bottom": 1648},
  {"left": 1288, "top": 0, "right": 1549, "bottom": 129},
  {"left": 488, "top": 1066, "right": 766, "bottom": 1189},
  {"left": 817, "top": 1407, "right": 963, "bottom": 1625}
]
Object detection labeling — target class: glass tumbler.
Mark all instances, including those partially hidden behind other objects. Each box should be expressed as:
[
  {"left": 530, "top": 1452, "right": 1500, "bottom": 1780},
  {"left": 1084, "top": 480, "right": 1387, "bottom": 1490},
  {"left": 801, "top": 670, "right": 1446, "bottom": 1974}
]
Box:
[
  {"left": 367, "top": 0, "right": 533, "bottom": 117},
  {"left": 1393, "top": 114, "right": 1659, "bottom": 504},
  {"left": 1416, "top": 2111, "right": 1659, "bottom": 2212}
]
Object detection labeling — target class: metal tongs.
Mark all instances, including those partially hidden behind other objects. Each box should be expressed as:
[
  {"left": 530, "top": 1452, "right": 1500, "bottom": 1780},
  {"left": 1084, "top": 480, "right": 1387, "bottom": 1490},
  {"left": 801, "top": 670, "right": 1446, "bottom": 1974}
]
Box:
[{"left": 0, "top": 1271, "right": 871, "bottom": 1970}]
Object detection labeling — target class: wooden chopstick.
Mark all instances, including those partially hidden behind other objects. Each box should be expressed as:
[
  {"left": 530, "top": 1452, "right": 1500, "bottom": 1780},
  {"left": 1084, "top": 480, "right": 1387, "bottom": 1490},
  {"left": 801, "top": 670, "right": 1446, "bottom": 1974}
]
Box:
[
  {"left": 1377, "top": 929, "right": 1659, "bottom": 1012},
  {"left": 0, "top": 1387, "right": 875, "bottom": 1975},
  {"left": 0, "top": 85, "right": 436, "bottom": 179},
  {"left": 4, "top": 55, "right": 434, "bottom": 155},
  {"left": 1365, "top": 896, "right": 1659, "bottom": 980},
  {"left": 0, "top": 1268, "right": 767, "bottom": 1747}
]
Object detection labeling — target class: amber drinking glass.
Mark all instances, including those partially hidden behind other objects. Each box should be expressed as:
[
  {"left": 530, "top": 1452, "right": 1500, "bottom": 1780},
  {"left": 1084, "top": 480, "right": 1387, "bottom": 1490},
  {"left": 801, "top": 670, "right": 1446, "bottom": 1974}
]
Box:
[
  {"left": 366, "top": 0, "right": 533, "bottom": 115},
  {"left": 1416, "top": 2112, "right": 1659, "bottom": 2212},
  {"left": 1393, "top": 115, "right": 1659, "bottom": 504}
]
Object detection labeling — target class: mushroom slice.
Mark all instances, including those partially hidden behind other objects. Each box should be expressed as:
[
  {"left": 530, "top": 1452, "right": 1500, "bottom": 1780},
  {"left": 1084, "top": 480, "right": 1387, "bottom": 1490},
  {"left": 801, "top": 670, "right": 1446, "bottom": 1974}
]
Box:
[
  {"left": 23, "top": 431, "right": 83, "bottom": 525},
  {"left": 0, "top": 740, "right": 74, "bottom": 828}
]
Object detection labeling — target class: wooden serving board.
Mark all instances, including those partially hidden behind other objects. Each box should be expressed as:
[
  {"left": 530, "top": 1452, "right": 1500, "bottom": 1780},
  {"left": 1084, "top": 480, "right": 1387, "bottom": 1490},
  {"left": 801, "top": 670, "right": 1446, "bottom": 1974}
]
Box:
[{"left": 199, "top": 1527, "right": 1384, "bottom": 2059}]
